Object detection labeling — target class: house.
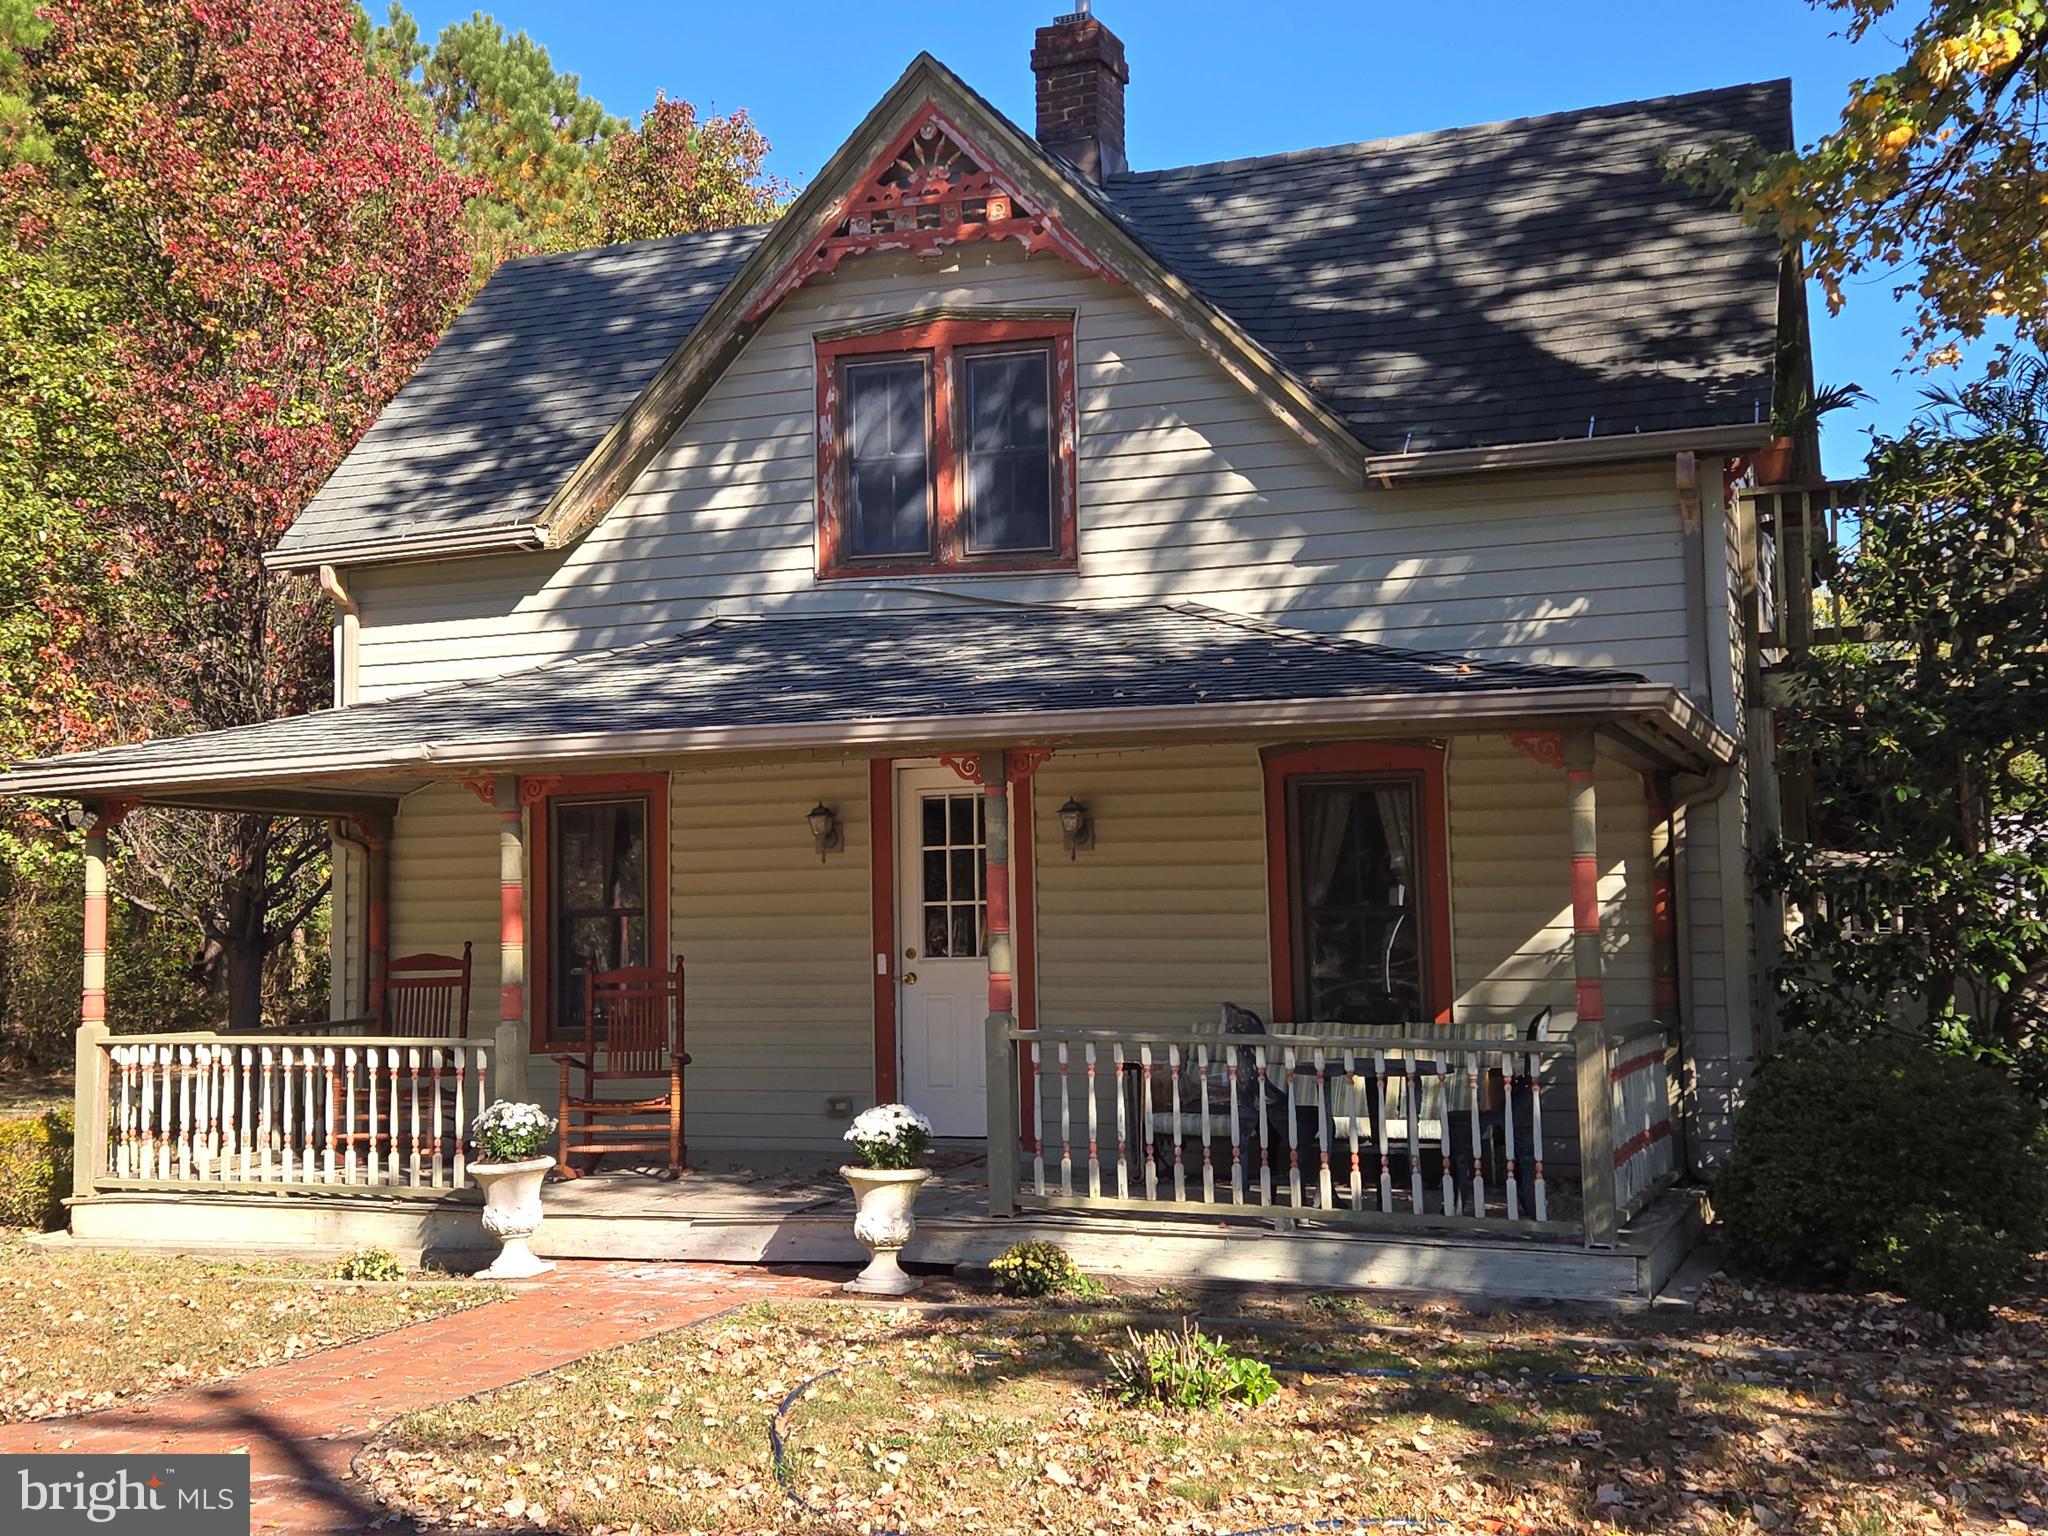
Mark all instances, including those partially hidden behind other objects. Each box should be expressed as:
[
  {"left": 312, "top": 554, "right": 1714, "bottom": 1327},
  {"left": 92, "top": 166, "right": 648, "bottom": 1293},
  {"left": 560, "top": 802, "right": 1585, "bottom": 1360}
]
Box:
[{"left": 1, "top": 11, "right": 1829, "bottom": 1301}]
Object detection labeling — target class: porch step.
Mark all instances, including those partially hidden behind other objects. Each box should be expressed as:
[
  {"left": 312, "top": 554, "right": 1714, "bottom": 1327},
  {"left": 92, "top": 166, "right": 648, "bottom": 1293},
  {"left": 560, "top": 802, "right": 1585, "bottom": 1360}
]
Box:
[{"left": 66, "top": 1184, "right": 1706, "bottom": 1305}]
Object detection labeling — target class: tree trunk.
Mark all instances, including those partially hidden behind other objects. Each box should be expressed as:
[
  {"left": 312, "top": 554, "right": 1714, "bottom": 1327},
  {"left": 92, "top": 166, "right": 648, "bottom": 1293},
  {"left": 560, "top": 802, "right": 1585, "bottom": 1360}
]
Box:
[{"left": 220, "top": 818, "right": 270, "bottom": 1033}]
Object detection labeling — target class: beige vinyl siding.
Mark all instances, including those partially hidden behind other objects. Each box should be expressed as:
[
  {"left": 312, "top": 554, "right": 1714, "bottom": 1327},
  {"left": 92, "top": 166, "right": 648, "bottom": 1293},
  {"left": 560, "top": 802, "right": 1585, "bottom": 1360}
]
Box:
[
  {"left": 1446, "top": 736, "right": 1654, "bottom": 1034},
  {"left": 386, "top": 780, "right": 500, "bottom": 1039},
  {"left": 668, "top": 758, "right": 873, "bottom": 1150},
  {"left": 352, "top": 243, "right": 1692, "bottom": 701},
  {"left": 1030, "top": 745, "right": 1272, "bottom": 1032}
]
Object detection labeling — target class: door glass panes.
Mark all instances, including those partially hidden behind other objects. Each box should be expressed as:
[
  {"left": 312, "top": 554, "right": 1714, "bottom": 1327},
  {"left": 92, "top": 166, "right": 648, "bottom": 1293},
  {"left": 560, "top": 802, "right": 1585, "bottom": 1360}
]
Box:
[
  {"left": 844, "top": 357, "right": 932, "bottom": 559},
  {"left": 1291, "top": 779, "right": 1423, "bottom": 1026},
  {"left": 551, "top": 797, "right": 649, "bottom": 1037},
  {"left": 961, "top": 348, "right": 1053, "bottom": 553},
  {"left": 919, "top": 791, "right": 987, "bottom": 958}
]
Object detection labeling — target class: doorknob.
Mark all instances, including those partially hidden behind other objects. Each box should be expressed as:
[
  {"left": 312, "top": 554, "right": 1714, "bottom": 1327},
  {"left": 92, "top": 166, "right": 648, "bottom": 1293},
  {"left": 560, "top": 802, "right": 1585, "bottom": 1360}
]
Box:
[{"left": 903, "top": 972, "right": 918, "bottom": 986}]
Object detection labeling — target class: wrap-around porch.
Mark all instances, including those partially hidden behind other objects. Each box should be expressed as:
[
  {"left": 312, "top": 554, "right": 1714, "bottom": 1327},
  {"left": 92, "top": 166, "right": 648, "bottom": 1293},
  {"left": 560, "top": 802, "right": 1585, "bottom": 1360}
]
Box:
[{"left": 7, "top": 608, "right": 1728, "bottom": 1300}]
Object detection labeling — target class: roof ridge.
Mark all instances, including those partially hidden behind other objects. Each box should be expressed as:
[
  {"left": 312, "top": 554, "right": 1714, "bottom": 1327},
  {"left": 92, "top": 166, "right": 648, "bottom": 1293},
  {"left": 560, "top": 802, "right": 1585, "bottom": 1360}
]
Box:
[{"left": 1109, "top": 78, "right": 1790, "bottom": 185}]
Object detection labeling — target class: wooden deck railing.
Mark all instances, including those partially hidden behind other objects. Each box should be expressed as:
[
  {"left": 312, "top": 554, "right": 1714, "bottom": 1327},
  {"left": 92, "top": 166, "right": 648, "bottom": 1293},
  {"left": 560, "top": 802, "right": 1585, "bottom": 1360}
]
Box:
[
  {"left": 1742, "top": 479, "right": 1869, "bottom": 658},
  {"left": 993, "top": 1023, "right": 1589, "bottom": 1238},
  {"left": 76, "top": 1031, "right": 493, "bottom": 1199}
]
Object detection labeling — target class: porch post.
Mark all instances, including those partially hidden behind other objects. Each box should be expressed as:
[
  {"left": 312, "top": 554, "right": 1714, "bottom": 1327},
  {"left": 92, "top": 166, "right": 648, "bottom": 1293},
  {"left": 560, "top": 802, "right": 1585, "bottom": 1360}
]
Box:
[
  {"left": 72, "top": 802, "right": 128, "bottom": 1200},
  {"left": 493, "top": 776, "right": 528, "bottom": 1102},
  {"left": 981, "top": 750, "right": 1019, "bottom": 1216},
  {"left": 1565, "top": 732, "right": 1619, "bottom": 1247},
  {"left": 364, "top": 816, "right": 391, "bottom": 1023}
]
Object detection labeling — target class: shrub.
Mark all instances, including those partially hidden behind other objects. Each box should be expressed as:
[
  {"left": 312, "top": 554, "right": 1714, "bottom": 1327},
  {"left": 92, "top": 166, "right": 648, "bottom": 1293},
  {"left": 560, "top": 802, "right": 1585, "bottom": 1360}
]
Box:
[
  {"left": 471, "top": 1102, "right": 555, "bottom": 1163},
  {"left": 989, "top": 1240, "right": 1107, "bottom": 1300},
  {"left": 1105, "top": 1321, "right": 1278, "bottom": 1411},
  {"left": 1717, "top": 1035, "right": 2048, "bottom": 1325},
  {"left": 0, "top": 1108, "right": 74, "bottom": 1230},
  {"left": 1863, "top": 1208, "right": 2024, "bottom": 1332},
  {"left": 333, "top": 1247, "right": 405, "bottom": 1282}
]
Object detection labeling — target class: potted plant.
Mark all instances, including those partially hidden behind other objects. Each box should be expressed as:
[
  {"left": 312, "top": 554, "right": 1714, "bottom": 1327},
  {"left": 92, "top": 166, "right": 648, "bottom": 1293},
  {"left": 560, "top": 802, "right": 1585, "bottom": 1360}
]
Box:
[
  {"left": 840, "top": 1102, "right": 934, "bottom": 1296},
  {"left": 1752, "top": 381, "right": 1869, "bottom": 485},
  {"left": 469, "top": 1101, "right": 557, "bottom": 1279}
]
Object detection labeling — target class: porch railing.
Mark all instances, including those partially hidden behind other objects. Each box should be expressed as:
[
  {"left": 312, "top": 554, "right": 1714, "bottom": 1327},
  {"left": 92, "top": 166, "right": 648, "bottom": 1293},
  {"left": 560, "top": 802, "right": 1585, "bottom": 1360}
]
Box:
[
  {"left": 1607, "top": 1019, "right": 1679, "bottom": 1222},
  {"left": 998, "top": 1023, "right": 1585, "bottom": 1237},
  {"left": 1742, "top": 479, "right": 1869, "bottom": 658},
  {"left": 79, "top": 1031, "right": 493, "bottom": 1198}
]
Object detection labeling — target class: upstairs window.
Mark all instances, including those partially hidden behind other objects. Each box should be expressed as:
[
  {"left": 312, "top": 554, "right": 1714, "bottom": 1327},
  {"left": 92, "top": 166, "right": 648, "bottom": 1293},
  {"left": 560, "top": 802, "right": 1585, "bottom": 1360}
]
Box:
[{"left": 817, "top": 317, "right": 1076, "bottom": 578}]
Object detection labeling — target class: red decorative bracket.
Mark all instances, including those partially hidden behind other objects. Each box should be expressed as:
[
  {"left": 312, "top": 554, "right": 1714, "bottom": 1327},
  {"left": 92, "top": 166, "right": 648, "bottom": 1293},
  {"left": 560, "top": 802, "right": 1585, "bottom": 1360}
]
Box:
[
  {"left": 88, "top": 797, "right": 138, "bottom": 835},
  {"left": 460, "top": 776, "right": 498, "bottom": 808},
  {"left": 1005, "top": 747, "right": 1055, "bottom": 783},
  {"left": 1509, "top": 731, "right": 1565, "bottom": 771},
  {"left": 937, "top": 753, "right": 985, "bottom": 786},
  {"left": 347, "top": 812, "right": 390, "bottom": 848},
  {"left": 746, "top": 104, "right": 1116, "bottom": 323},
  {"left": 517, "top": 776, "right": 561, "bottom": 808}
]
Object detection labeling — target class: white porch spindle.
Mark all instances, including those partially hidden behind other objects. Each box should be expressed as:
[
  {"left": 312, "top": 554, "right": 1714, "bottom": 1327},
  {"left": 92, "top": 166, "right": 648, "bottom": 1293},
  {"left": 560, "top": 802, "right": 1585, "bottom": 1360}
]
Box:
[
  {"left": 177, "top": 1045, "right": 193, "bottom": 1179},
  {"left": 1168, "top": 1044, "right": 1186, "bottom": 1202},
  {"left": 1436, "top": 1055, "right": 1455, "bottom": 1216},
  {"left": 322, "top": 1047, "right": 338, "bottom": 1185},
  {"left": 1226, "top": 1049, "right": 1244, "bottom": 1204},
  {"left": 1314, "top": 1047, "right": 1334, "bottom": 1210},
  {"left": 1112, "top": 1043, "right": 1128, "bottom": 1199},
  {"left": 1344, "top": 1049, "right": 1363, "bottom": 1213},
  {"left": 408, "top": 1047, "right": 423, "bottom": 1187},
  {"left": 1139, "top": 1043, "right": 1156, "bottom": 1200},
  {"left": 1084, "top": 1043, "right": 1100, "bottom": 1198},
  {"left": 1502, "top": 1048, "right": 1522, "bottom": 1221},
  {"left": 384, "top": 1045, "right": 399, "bottom": 1184},
  {"left": 1197, "top": 1043, "right": 1215, "bottom": 1204},
  {"left": 1528, "top": 1045, "right": 1550, "bottom": 1222},
  {"left": 1373, "top": 1049, "right": 1392, "bottom": 1211}
]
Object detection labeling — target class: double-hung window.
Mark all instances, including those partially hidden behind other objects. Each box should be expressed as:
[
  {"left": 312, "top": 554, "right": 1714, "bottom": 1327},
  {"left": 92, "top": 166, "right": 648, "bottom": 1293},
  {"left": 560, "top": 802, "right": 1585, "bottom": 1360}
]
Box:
[{"left": 817, "top": 317, "right": 1076, "bottom": 577}]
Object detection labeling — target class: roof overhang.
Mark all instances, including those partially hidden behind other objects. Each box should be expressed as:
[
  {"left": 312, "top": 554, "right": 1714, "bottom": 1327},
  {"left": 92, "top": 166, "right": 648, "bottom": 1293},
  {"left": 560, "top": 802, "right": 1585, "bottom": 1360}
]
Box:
[{"left": 0, "top": 682, "right": 1732, "bottom": 807}]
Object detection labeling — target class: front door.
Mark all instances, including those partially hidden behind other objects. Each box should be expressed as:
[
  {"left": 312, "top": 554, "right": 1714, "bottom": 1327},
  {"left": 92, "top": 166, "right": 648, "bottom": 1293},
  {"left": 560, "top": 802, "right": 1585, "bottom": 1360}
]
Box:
[{"left": 895, "top": 766, "right": 989, "bottom": 1136}]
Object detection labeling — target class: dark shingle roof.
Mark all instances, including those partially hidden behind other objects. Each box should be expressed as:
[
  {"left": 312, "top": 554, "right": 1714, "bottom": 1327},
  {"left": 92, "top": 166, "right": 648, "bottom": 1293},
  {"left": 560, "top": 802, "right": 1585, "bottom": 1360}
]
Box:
[
  {"left": 273, "top": 79, "right": 1788, "bottom": 565},
  {"left": 273, "top": 226, "right": 768, "bottom": 561},
  {"left": 1101, "top": 81, "right": 1789, "bottom": 453},
  {"left": 0, "top": 605, "right": 1646, "bottom": 794}
]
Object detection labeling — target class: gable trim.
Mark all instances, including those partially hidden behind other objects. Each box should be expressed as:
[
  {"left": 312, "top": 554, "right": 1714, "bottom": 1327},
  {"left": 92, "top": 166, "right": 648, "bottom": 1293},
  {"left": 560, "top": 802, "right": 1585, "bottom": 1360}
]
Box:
[{"left": 519, "top": 53, "right": 1374, "bottom": 558}]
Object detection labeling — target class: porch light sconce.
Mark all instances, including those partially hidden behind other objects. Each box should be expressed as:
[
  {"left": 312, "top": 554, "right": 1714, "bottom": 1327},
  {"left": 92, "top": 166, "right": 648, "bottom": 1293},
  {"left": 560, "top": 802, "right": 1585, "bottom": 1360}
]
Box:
[
  {"left": 1057, "top": 797, "right": 1093, "bottom": 859},
  {"left": 806, "top": 802, "right": 842, "bottom": 862}
]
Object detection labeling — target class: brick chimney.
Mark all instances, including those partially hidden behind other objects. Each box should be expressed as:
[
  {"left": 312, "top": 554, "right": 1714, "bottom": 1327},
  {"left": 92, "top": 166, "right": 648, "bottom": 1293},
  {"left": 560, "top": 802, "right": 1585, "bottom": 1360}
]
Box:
[{"left": 1032, "top": 5, "right": 1129, "bottom": 181}]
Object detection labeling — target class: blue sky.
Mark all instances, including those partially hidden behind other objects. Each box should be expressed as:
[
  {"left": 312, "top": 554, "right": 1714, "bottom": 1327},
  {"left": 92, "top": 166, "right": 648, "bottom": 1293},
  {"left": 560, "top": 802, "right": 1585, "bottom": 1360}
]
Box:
[{"left": 400, "top": 0, "right": 1994, "bottom": 479}]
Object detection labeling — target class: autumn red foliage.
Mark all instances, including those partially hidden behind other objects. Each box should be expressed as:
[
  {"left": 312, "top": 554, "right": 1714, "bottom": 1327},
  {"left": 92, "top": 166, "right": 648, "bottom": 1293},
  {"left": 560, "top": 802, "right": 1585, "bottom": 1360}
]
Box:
[{"left": 23, "top": 0, "right": 475, "bottom": 1024}]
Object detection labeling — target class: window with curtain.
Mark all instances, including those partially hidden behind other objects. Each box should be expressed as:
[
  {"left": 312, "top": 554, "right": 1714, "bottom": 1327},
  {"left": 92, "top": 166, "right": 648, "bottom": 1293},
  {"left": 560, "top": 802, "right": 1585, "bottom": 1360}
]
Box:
[
  {"left": 549, "top": 797, "right": 649, "bottom": 1038},
  {"left": 1289, "top": 777, "right": 1424, "bottom": 1025}
]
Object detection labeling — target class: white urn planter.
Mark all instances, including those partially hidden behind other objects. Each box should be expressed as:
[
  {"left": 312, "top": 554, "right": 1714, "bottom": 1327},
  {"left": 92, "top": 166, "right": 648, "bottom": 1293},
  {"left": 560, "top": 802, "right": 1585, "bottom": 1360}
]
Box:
[
  {"left": 472, "top": 1156, "right": 556, "bottom": 1279},
  {"left": 841, "top": 1165, "right": 932, "bottom": 1295}
]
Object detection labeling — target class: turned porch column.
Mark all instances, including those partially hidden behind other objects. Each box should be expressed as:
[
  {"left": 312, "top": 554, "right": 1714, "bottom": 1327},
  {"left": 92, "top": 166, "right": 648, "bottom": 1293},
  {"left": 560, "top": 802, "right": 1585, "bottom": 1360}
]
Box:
[
  {"left": 981, "top": 749, "right": 1020, "bottom": 1216},
  {"left": 73, "top": 800, "right": 130, "bottom": 1199},
  {"left": 493, "top": 776, "right": 529, "bottom": 1102},
  {"left": 1564, "top": 731, "right": 1619, "bottom": 1247},
  {"left": 364, "top": 816, "right": 391, "bottom": 1023}
]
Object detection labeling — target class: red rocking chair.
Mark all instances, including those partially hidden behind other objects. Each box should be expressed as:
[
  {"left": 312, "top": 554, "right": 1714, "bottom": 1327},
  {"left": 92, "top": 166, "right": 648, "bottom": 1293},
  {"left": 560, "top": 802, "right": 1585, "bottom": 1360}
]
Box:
[
  {"left": 554, "top": 956, "right": 688, "bottom": 1177},
  {"left": 380, "top": 943, "right": 473, "bottom": 1037}
]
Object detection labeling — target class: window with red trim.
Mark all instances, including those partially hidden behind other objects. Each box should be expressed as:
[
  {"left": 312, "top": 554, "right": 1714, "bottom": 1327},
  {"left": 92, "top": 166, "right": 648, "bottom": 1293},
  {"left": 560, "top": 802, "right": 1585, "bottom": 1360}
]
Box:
[
  {"left": 816, "top": 318, "right": 1078, "bottom": 578},
  {"left": 529, "top": 774, "right": 669, "bottom": 1048},
  {"left": 1263, "top": 745, "right": 1454, "bottom": 1027}
]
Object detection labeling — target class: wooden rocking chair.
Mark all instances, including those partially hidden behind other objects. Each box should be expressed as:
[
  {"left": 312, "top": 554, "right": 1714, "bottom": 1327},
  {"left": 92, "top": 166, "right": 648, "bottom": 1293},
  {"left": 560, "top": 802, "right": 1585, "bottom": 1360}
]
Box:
[
  {"left": 554, "top": 956, "right": 688, "bottom": 1178},
  {"left": 381, "top": 944, "right": 473, "bottom": 1038}
]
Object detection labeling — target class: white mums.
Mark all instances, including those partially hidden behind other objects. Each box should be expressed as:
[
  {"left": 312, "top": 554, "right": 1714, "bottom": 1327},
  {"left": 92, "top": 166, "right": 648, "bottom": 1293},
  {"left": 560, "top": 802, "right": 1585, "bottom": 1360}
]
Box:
[
  {"left": 473, "top": 1100, "right": 557, "bottom": 1164},
  {"left": 844, "top": 1102, "right": 934, "bottom": 1169}
]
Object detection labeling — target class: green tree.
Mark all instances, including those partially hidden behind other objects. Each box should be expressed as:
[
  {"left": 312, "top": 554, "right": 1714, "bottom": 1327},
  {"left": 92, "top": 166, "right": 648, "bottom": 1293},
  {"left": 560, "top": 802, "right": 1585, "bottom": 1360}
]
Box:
[
  {"left": 1760, "top": 352, "right": 2048, "bottom": 1087},
  {"left": 579, "top": 93, "right": 789, "bottom": 246},
  {"left": 0, "top": 0, "right": 51, "bottom": 163},
  {"left": 363, "top": 5, "right": 620, "bottom": 268},
  {"left": 1700, "top": 2, "right": 2048, "bottom": 368}
]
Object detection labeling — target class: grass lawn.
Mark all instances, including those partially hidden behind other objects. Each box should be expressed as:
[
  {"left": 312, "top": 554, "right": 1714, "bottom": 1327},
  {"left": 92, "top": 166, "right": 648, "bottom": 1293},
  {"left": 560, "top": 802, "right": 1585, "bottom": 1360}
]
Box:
[
  {"left": 357, "top": 1274, "right": 2048, "bottom": 1536},
  {"left": 0, "top": 1236, "right": 502, "bottom": 1423}
]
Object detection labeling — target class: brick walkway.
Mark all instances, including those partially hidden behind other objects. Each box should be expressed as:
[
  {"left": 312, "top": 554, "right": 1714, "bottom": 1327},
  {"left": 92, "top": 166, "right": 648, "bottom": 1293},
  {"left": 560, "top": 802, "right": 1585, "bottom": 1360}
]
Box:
[{"left": 0, "top": 1260, "right": 838, "bottom": 1533}]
